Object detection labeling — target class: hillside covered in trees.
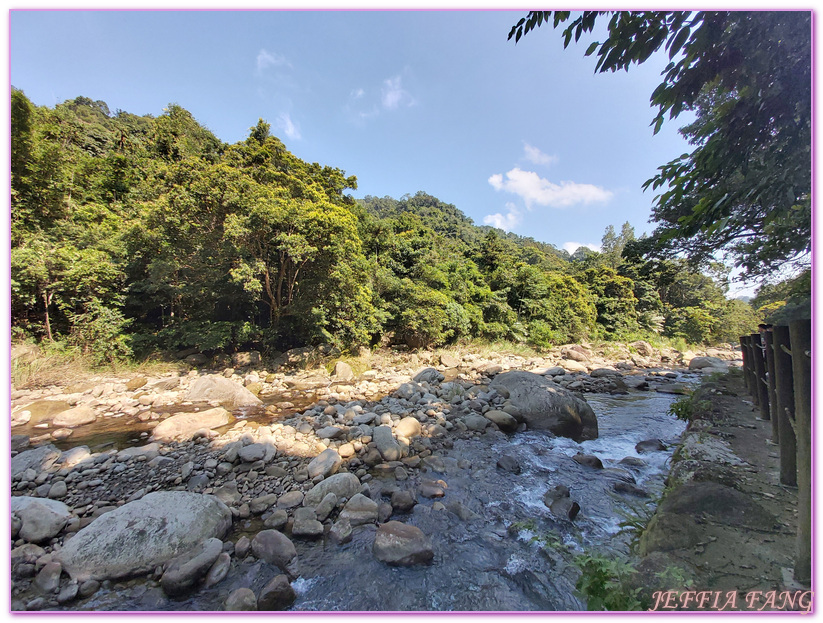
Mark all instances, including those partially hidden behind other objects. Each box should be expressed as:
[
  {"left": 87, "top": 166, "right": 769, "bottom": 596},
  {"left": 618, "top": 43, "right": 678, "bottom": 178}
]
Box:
[{"left": 11, "top": 89, "right": 782, "bottom": 365}]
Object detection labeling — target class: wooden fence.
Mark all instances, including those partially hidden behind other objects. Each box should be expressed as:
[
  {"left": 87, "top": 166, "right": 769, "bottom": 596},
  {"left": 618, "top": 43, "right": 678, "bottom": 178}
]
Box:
[{"left": 738, "top": 319, "right": 811, "bottom": 584}]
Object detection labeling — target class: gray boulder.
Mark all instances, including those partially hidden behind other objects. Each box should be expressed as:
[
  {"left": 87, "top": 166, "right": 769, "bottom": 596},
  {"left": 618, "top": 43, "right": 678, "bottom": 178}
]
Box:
[
  {"left": 55, "top": 492, "right": 231, "bottom": 582},
  {"left": 304, "top": 472, "right": 361, "bottom": 506},
  {"left": 688, "top": 356, "right": 728, "bottom": 371},
  {"left": 483, "top": 409, "right": 518, "bottom": 433},
  {"left": 373, "top": 521, "right": 434, "bottom": 566},
  {"left": 151, "top": 407, "right": 231, "bottom": 441},
  {"left": 339, "top": 493, "right": 379, "bottom": 526},
  {"left": 332, "top": 361, "right": 354, "bottom": 381},
  {"left": 413, "top": 368, "right": 444, "bottom": 384},
  {"left": 16, "top": 501, "right": 69, "bottom": 543},
  {"left": 258, "top": 574, "right": 296, "bottom": 611},
  {"left": 373, "top": 426, "right": 402, "bottom": 461},
  {"left": 160, "top": 537, "right": 223, "bottom": 596},
  {"left": 186, "top": 375, "right": 263, "bottom": 409},
  {"left": 11, "top": 445, "right": 61, "bottom": 478},
  {"left": 490, "top": 370, "right": 598, "bottom": 441},
  {"left": 225, "top": 587, "right": 257, "bottom": 611},
  {"left": 251, "top": 530, "right": 298, "bottom": 577},
  {"left": 52, "top": 405, "right": 96, "bottom": 428},
  {"left": 307, "top": 448, "right": 342, "bottom": 479}
]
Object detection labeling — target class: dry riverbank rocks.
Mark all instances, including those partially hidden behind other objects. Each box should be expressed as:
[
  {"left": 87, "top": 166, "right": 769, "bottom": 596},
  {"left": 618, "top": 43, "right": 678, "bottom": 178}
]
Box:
[{"left": 55, "top": 491, "right": 232, "bottom": 582}]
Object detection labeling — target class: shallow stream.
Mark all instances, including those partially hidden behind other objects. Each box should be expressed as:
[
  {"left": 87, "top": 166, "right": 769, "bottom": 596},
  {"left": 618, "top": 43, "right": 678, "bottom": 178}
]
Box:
[{"left": 79, "top": 390, "right": 687, "bottom": 612}]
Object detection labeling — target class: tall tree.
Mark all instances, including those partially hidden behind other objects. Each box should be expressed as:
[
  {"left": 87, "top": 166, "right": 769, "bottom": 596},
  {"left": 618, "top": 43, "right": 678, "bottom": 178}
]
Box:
[{"left": 509, "top": 11, "right": 811, "bottom": 278}]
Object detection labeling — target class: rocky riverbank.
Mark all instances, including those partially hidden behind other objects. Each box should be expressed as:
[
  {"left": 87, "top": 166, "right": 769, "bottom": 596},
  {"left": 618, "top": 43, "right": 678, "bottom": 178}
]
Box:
[
  {"left": 631, "top": 371, "right": 808, "bottom": 612},
  {"left": 9, "top": 341, "right": 740, "bottom": 611}
]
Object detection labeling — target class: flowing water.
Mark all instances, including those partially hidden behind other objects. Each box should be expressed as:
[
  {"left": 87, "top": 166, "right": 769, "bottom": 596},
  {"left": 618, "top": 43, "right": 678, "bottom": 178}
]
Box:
[{"left": 79, "top": 389, "right": 687, "bottom": 612}]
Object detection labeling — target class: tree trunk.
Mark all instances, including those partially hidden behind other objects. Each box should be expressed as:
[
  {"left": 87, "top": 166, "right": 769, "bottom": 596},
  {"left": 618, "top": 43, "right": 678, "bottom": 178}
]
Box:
[{"left": 43, "top": 291, "right": 53, "bottom": 341}]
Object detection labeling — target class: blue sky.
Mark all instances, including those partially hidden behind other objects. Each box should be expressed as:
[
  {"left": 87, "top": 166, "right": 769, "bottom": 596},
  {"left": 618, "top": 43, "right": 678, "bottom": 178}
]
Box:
[{"left": 11, "top": 10, "right": 700, "bottom": 260}]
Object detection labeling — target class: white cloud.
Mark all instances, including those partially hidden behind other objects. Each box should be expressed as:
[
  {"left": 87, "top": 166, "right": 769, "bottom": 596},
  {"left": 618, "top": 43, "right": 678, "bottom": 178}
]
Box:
[
  {"left": 381, "top": 75, "right": 415, "bottom": 110},
  {"left": 277, "top": 112, "right": 301, "bottom": 140},
  {"left": 256, "top": 49, "right": 290, "bottom": 73},
  {"left": 483, "top": 202, "right": 521, "bottom": 231},
  {"left": 523, "top": 143, "right": 558, "bottom": 167},
  {"left": 562, "top": 241, "right": 601, "bottom": 254},
  {"left": 351, "top": 88, "right": 365, "bottom": 99},
  {"left": 488, "top": 167, "right": 613, "bottom": 209}
]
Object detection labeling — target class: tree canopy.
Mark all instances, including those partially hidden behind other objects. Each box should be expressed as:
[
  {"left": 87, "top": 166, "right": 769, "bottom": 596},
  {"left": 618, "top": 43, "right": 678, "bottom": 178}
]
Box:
[
  {"left": 509, "top": 11, "right": 811, "bottom": 279},
  {"left": 10, "top": 88, "right": 761, "bottom": 360}
]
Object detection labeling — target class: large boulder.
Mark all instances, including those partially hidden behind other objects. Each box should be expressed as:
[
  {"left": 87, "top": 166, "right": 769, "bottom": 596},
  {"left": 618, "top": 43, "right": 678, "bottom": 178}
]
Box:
[
  {"left": 15, "top": 501, "right": 70, "bottom": 543},
  {"left": 304, "top": 472, "right": 361, "bottom": 506},
  {"left": 373, "top": 521, "right": 434, "bottom": 566},
  {"left": 307, "top": 448, "right": 342, "bottom": 479},
  {"left": 54, "top": 492, "right": 232, "bottom": 582},
  {"left": 490, "top": 371, "right": 598, "bottom": 441},
  {"left": 688, "top": 356, "right": 728, "bottom": 371},
  {"left": 11, "top": 444, "right": 61, "bottom": 478},
  {"left": 52, "top": 405, "right": 96, "bottom": 428},
  {"left": 251, "top": 530, "right": 298, "bottom": 578},
  {"left": 185, "top": 375, "right": 263, "bottom": 409},
  {"left": 151, "top": 407, "right": 231, "bottom": 441},
  {"left": 160, "top": 537, "right": 223, "bottom": 596}
]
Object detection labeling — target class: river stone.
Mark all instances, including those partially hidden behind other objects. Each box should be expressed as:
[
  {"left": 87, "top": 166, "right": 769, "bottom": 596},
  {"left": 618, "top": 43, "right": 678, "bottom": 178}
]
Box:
[
  {"left": 264, "top": 509, "right": 288, "bottom": 530},
  {"left": 483, "top": 409, "right": 518, "bottom": 433},
  {"left": 54, "top": 492, "right": 231, "bottom": 582},
  {"left": 276, "top": 490, "right": 304, "bottom": 509},
  {"left": 413, "top": 367, "right": 445, "bottom": 384},
  {"left": 329, "top": 517, "right": 353, "bottom": 544},
  {"left": 11, "top": 496, "right": 72, "bottom": 517},
  {"left": 151, "top": 407, "right": 231, "bottom": 441},
  {"left": 339, "top": 493, "right": 379, "bottom": 526},
  {"left": 126, "top": 376, "right": 148, "bottom": 391},
  {"left": 462, "top": 414, "right": 489, "bottom": 432},
  {"left": 11, "top": 444, "right": 61, "bottom": 478},
  {"left": 612, "top": 481, "right": 649, "bottom": 497},
  {"left": 439, "top": 353, "right": 461, "bottom": 368},
  {"left": 160, "top": 537, "right": 223, "bottom": 596},
  {"left": 307, "top": 448, "right": 342, "bottom": 479},
  {"left": 16, "top": 502, "right": 69, "bottom": 543},
  {"left": 573, "top": 453, "right": 604, "bottom": 469},
  {"left": 490, "top": 371, "right": 598, "bottom": 441},
  {"left": 394, "top": 417, "right": 422, "bottom": 439},
  {"left": 315, "top": 493, "right": 337, "bottom": 522},
  {"left": 373, "top": 521, "right": 434, "bottom": 566},
  {"left": 203, "top": 552, "right": 231, "bottom": 588},
  {"left": 316, "top": 426, "right": 343, "bottom": 440},
  {"left": 17, "top": 401, "right": 71, "bottom": 426},
  {"left": 213, "top": 481, "right": 241, "bottom": 505},
  {"left": 34, "top": 561, "right": 62, "bottom": 594},
  {"left": 636, "top": 439, "right": 667, "bottom": 453},
  {"left": 48, "top": 480, "right": 68, "bottom": 499},
  {"left": 291, "top": 507, "right": 324, "bottom": 538},
  {"left": 688, "top": 356, "right": 728, "bottom": 371},
  {"left": 373, "top": 426, "right": 402, "bottom": 461},
  {"left": 238, "top": 443, "right": 267, "bottom": 463},
  {"left": 186, "top": 375, "right": 263, "bottom": 409},
  {"left": 11, "top": 435, "right": 30, "bottom": 452},
  {"left": 496, "top": 455, "right": 521, "bottom": 474},
  {"left": 304, "top": 472, "right": 361, "bottom": 507},
  {"left": 391, "top": 490, "right": 417, "bottom": 513},
  {"left": 250, "top": 494, "right": 278, "bottom": 515},
  {"left": 258, "top": 574, "right": 296, "bottom": 611},
  {"left": 225, "top": 587, "right": 257, "bottom": 611},
  {"left": 116, "top": 442, "right": 160, "bottom": 462},
  {"left": 52, "top": 405, "right": 96, "bottom": 428},
  {"left": 332, "top": 361, "right": 354, "bottom": 381},
  {"left": 250, "top": 530, "right": 298, "bottom": 578}
]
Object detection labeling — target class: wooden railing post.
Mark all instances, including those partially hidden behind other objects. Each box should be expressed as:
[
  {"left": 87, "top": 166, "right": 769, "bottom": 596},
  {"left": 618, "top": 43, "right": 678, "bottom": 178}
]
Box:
[
  {"left": 763, "top": 329, "right": 779, "bottom": 444},
  {"left": 788, "top": 319, "right": 811, "bottom": 583},
  {"left": 744, "top": 335, "right": 760, "bottom": 406},
  {"left": 740, "top": 335, "right": 753, "bottom": 395},
  {"left": 772, "top": 325, "right": 796, "bottom": 487},
  {"left": 750, "top": 333, "right": 770, "bottom": 419}
]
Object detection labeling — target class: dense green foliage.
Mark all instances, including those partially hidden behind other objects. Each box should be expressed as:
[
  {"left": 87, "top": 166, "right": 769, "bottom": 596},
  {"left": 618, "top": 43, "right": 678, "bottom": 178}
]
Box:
[
  {"left": 10, "top": 89, "right": 759, "bottom": 360},
  {"left": 509, "top": 11, "right": 811, "bottom": 280}
]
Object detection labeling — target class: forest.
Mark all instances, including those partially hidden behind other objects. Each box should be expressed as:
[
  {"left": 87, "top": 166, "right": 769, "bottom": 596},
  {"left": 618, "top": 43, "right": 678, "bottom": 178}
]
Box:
[{"left": 9, "top": 88, "right": 807, "bottom": 366}]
